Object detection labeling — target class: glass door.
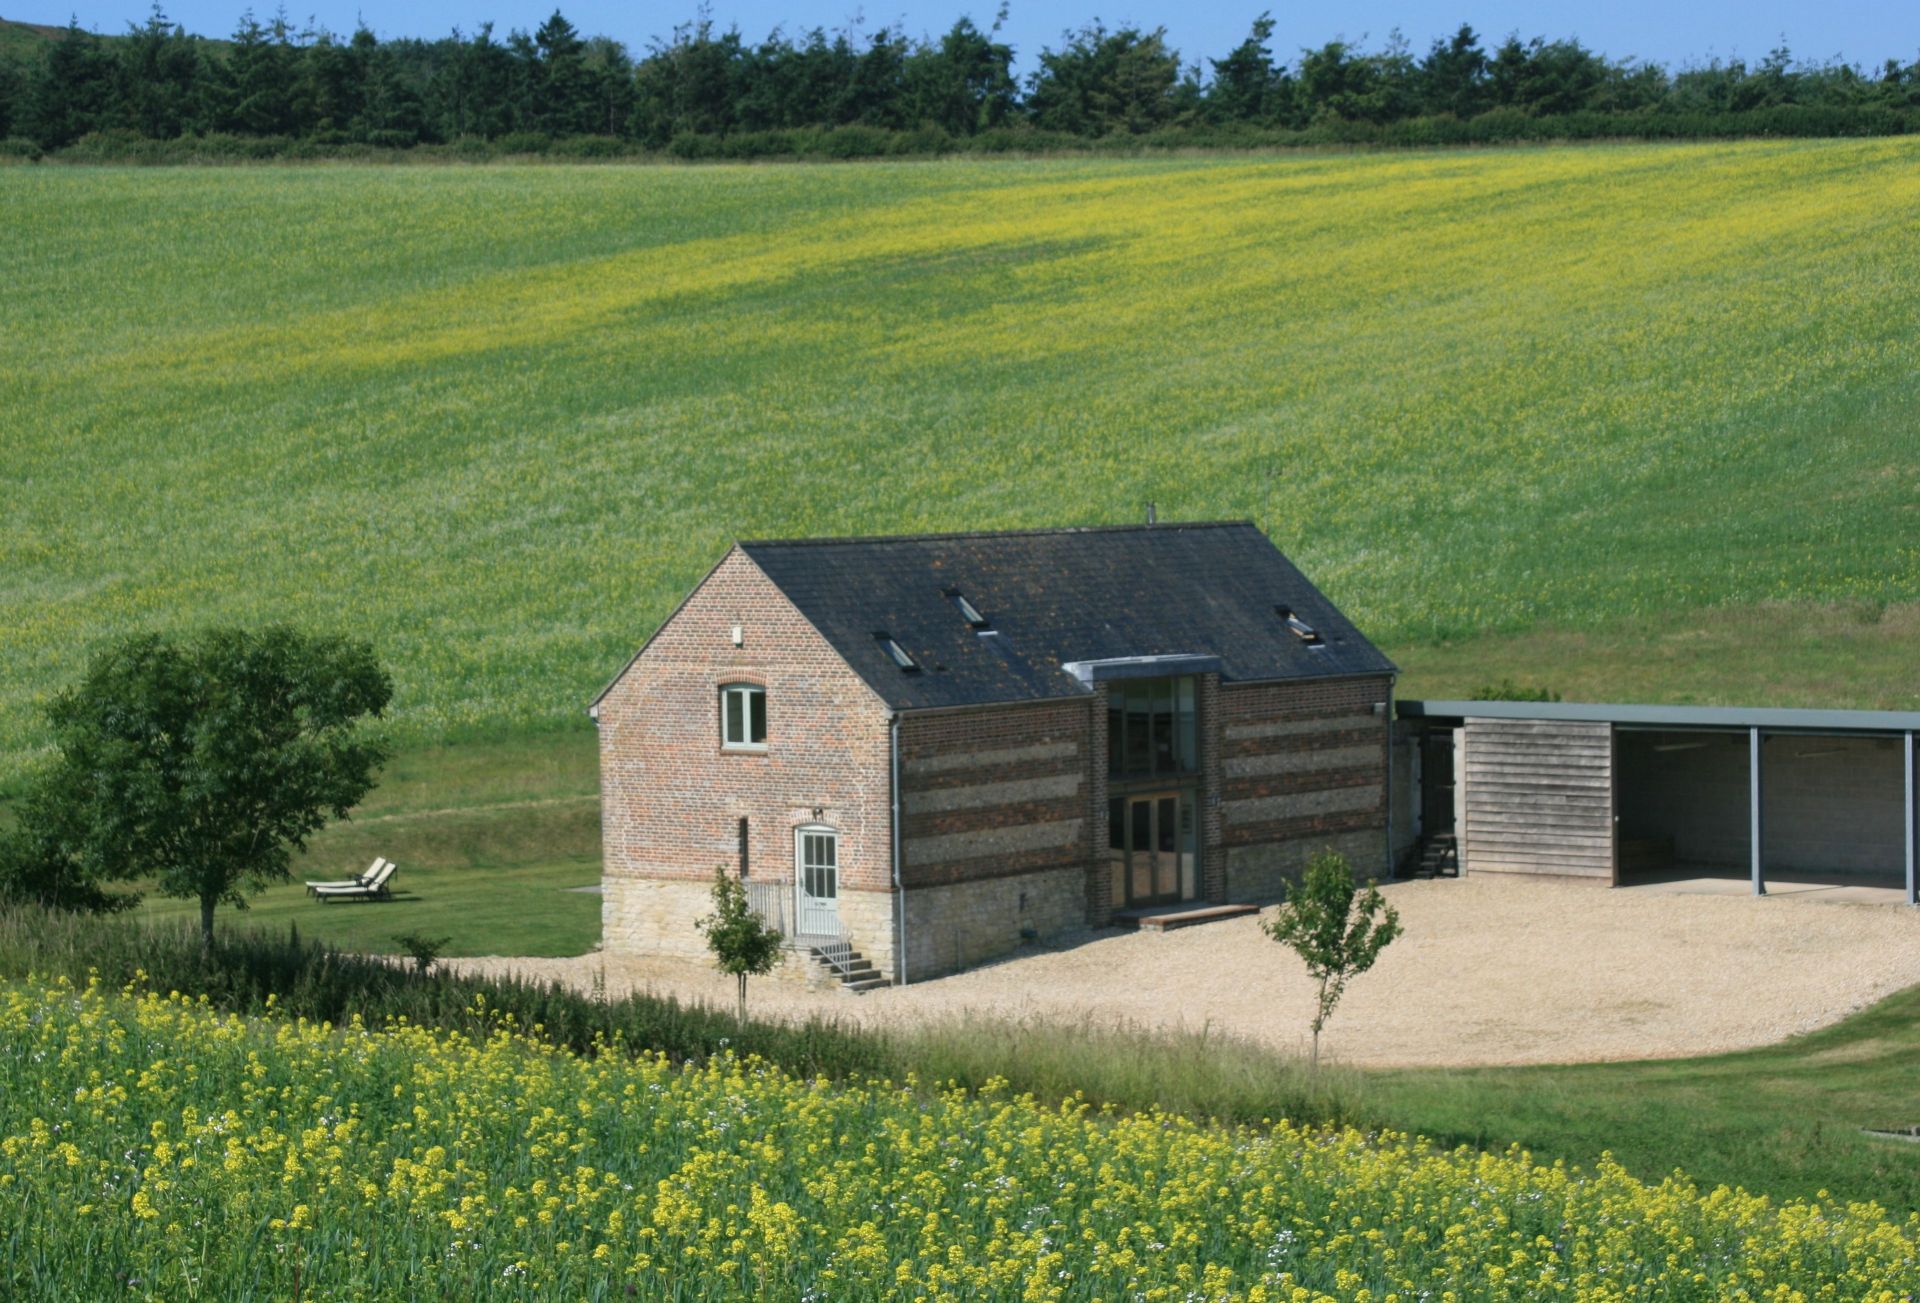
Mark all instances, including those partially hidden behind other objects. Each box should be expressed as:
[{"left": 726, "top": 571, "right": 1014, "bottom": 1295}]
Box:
[
  {"left": 1110, "top": 791, "right": 1196, "bottom": 907},
  {"left": 794, "top": 826, "right": 839, "bottom": 938}
]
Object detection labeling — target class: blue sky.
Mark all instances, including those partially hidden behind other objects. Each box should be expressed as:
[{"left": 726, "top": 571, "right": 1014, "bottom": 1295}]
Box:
[{"left": 37, "top": 0, "right": 1918, "bottom": 75}]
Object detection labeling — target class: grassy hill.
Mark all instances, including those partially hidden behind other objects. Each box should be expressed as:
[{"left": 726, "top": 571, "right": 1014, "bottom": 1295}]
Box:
[
  {"left": 3, "top": 142, "right": 1918, "bottom": 785},
  {"left": 0, "top": 17, "right": 62, "bottom": 68}
]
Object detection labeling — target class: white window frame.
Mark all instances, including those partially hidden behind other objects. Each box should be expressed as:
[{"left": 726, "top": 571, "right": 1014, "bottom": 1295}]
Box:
[{"left": 720, "top": 683, "right": 767, "bottom": 751}]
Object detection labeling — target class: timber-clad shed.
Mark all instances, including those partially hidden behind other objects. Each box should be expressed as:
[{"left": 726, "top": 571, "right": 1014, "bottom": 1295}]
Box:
[{"left": 1398, "top": 699, "right": 1920, "bottom": 903}]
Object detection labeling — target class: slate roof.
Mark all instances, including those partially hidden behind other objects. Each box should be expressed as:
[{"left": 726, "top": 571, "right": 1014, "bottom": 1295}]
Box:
[{"left": 736, "top": 522, "right": 1395, "bottom": 713}]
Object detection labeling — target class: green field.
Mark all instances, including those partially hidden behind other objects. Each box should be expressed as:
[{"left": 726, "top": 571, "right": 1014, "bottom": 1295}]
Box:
[{"left": 4, "top": 142, "right": 1920, "bottom": 786}]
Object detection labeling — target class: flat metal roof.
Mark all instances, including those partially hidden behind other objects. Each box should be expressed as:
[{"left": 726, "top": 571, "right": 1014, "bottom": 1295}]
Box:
[
  {"left": 1399, "top": 699, "right": 1920, "bottom": 735},
  {"left": 1062, "top": 654, "right": 1223, "bottom": 687}
]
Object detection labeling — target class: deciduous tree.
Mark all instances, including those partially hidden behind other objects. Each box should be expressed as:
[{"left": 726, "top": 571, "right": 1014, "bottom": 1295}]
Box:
[
  {"left": 696, "top": 865, "right": 784, "bottom": 1021},
  {"left": 1263, "top": 850, "right": 1402, "bottom": 1068},
  {"left": 0, "top": 626, "right": 391, "bottom": 946}
]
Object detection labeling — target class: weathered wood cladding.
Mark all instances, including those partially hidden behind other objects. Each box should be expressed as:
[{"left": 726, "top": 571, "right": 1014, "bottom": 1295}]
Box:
[{"left": 1462, "top": 718, "right": 1614, "bottom": 879}]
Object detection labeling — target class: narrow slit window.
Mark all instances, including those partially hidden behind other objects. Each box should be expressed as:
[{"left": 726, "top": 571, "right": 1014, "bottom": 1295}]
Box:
[
  {"left": 737, "top": 816, "right": 750, "bottom": 877},
  {"left": 875, "top": 633, "right": 918, "bottom": 671},
  {"left": 1275, "top": 605, "right": 1325, "bottom": 646}
]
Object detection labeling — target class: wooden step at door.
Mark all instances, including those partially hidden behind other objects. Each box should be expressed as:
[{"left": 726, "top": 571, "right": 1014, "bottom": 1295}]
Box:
[{"left": 1116, "top": 902, "right": 1262, "bottom": 933}]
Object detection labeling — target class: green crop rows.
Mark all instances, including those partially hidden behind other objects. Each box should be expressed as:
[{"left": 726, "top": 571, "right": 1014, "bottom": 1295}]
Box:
[{"left": 4, "top": 142, "right": 1918, "bottom": 779}]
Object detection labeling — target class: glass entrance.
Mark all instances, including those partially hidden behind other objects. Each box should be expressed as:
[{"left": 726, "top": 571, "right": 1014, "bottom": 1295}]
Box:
[{"left": 1108, "top": 790, "right": 1197, "bottom": 907}]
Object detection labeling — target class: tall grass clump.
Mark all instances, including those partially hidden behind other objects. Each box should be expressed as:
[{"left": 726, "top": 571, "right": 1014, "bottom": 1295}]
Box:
[
  {"left": 0, "top": 904, "right": 1366, "bottom": 1127},
  {"left": 898, "top": 1010, "right": 1366, "bottom": 1126}
]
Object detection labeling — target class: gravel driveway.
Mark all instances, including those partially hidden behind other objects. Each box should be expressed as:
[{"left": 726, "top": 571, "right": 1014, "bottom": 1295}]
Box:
[{"left": 452, "top": 874, "right": 1920, "bottom": 1068}]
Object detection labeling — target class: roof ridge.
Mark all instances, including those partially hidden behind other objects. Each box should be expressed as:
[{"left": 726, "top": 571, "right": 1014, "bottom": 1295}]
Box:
[{"left": 738, "top": 520, "right": 1257, "bottom": 549}]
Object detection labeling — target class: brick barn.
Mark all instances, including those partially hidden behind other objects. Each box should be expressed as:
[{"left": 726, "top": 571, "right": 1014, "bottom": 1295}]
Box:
[{"left": 591, "top": 522, "right": 1396, "bottom": 985}]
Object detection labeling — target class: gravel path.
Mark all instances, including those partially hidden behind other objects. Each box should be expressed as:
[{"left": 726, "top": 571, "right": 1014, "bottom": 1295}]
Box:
[{"left": 450, "top": 875, "right": 1920, "bottom": 1068}]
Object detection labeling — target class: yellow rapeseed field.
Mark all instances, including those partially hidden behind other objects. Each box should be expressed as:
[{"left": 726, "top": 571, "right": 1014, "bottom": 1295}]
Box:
[
  {"left": 2, "top": 976, "right": 1917, "bottom": 1299},
  {"left": 3, "top": 143, "right": 1919, "bottom": 776}
]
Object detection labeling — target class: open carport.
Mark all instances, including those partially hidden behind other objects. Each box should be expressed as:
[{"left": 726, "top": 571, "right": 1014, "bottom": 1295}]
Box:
[{"left": 1398, "top": 701, "right": 1920, "bottom": 902}]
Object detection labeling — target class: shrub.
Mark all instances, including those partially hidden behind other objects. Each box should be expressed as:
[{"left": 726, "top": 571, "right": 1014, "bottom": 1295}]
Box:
[
  {"left": 494, "top": 131, "right": 553, "bottom": 156},
  {"left": 1470, "top": 678, "right": 1564, "bottom": 702},
  {"left": 820, "top": 125, "right": 894, "bottom": 159},
  {"left": 551, "top": 134, "right": 631, "bottom": 159}
]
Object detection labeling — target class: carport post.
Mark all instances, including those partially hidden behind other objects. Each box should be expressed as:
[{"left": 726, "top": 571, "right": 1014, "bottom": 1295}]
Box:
[
  {"left": 1749, "top": 727, "right": 1765, "bottom": 897},
  {"left": 1905, "top": 731, "right": 1916, "bottom": 907}
]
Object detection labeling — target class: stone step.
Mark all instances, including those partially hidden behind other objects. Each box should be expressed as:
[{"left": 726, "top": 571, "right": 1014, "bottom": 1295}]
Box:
[
  {"left": 807, "top": 945, "right": 889, "bottom": 993},
  {"left": 1120, "top": 902, "right": 1262, "bottom": 933}
]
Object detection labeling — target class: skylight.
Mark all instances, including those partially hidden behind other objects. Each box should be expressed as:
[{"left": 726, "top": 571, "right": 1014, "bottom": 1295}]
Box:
[
  {"left": 875, "top": 633, "right": 919, "bottom": 671},
  {"left": 1275, "top": 606, "right": 1325, "bottom": 647},
  {"left": 945, "top": 588, "right": 990, "bottom": 628}
]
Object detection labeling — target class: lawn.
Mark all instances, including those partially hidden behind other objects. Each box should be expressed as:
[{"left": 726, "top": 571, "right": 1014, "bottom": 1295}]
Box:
[
  {"left": 1374, "top": 982, "right": 1920, "bottom": 1210},
  {"left": 3, "top": 142, "right": 1919, "bottom": 784},
  {"left": 132, "top": 859, "right": 600, "bottom": 958},
  {"left": 133, "top": 733, "right": 603, "bottom": 957}
]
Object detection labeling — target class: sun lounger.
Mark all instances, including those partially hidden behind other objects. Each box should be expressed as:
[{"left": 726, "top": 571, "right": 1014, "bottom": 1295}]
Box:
[
  {"left": 305, "top": 858, "right": 388, "bottom": 897},
  {"left": 312, "top": 859, "right": 398, "bottom": 903}
]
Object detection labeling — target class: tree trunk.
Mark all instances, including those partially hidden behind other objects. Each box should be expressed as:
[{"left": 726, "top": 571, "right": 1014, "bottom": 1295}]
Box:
[
  {"left": 736, "top": 973, "right": 747, "bottom": 1024},
  {"left": 1310, "top": 975, "right": 1329, "bottom": 1070},
  {"left": 199, "top": 895, "right": 216, "bottom": 950}
]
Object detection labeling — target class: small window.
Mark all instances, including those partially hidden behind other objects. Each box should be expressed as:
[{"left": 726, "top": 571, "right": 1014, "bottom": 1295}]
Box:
[
  {"left": 737, "top": 816, "right": 750, "bottom": 877},
  {"left": 721, "top": 684, "right": 766, "bottom": 748},
  {"left": 1275, "top": 605, "right": 1325, "bottom": 646},
  {"left": 874, "top": 633, "right": 918, "bottom": 671},
  {"left": 946, "top": 589, "right": 990, "bottom": 628}
]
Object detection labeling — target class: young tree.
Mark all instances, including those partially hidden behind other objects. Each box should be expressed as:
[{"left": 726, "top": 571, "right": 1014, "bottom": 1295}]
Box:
[
  {"left": 1262, "top": 850, "right": 1402, "bottom": 1068},
  {"left": 2, "top": 626, "right": 391, "bottom": 946},
  {"left": 695, "top": 865, "right": 784, "bottom": 1021}
]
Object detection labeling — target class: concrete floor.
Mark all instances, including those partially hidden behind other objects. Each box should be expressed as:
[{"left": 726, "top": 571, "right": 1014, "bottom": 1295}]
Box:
[{"left": 1617, "top": 866, "right": 1912, "bottom": 906}]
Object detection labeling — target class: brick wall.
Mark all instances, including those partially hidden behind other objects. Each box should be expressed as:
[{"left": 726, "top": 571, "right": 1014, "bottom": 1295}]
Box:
[
  {"left": 1218, "top": 674, "right": 1392, "bottom": 899},
  {"left": 897, "top": 700, "right": 1090, "bottom": 975},
  {"left": 897, "top": 701, "right": 1091, "bottom": 887},
  {"left": 598, "top": 547, "right": 897, "bottom": 969}
]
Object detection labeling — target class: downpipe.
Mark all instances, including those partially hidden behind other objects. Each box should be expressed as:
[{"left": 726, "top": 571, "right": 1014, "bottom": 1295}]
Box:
[{"left": 891, "top": 713, "right": 908, "bottom": 987}]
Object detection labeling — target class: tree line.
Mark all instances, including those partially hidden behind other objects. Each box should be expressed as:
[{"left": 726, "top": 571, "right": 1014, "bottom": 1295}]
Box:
[{"left": 4, "top": 7, "right": 1919, "bottom": 156}]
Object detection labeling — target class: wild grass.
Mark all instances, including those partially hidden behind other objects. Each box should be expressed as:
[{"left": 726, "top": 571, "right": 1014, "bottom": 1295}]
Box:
[
  {"left": 4, "top": 141, "right": 1919, "bottom": 780},
  {"left": 0, "top": 904, "right": 1368, "bottom": 1132},
  {"left": 8, "top": 902, "right": 1920, "bottom": 1207}
]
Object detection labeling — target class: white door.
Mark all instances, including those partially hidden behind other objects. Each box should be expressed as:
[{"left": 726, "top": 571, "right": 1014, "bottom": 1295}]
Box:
[{"left": 795, "top": 826, "right": 839, "bottom": 938}]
